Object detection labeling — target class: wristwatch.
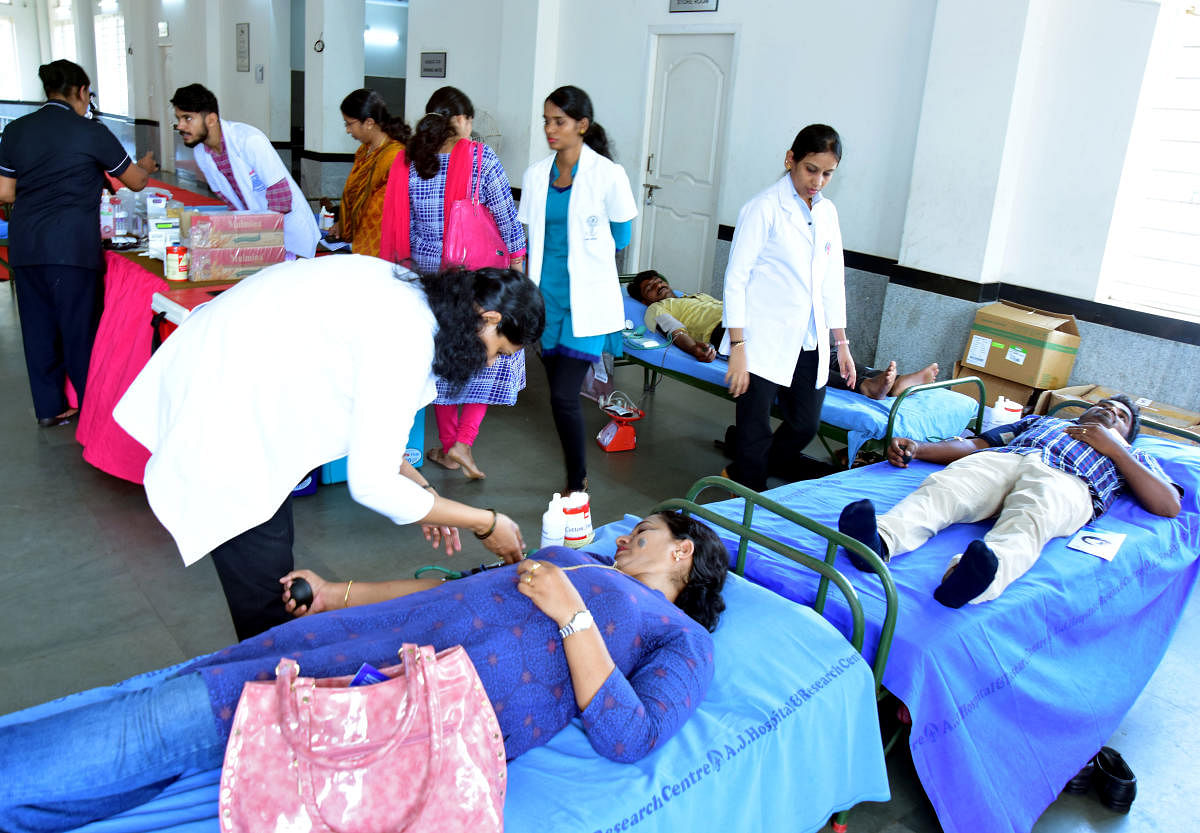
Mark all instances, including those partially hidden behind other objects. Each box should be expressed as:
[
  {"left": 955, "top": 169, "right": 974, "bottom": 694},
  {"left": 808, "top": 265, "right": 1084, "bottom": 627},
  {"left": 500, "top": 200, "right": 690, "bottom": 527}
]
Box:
[{"left": 558, "top": 609, "right": 594, "bottom": 639}]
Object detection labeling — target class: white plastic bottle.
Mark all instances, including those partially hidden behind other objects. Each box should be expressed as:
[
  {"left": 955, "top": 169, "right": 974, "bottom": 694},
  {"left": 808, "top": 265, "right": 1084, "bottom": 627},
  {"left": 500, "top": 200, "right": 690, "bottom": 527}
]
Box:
[
  {"left": 540, "top": 493, "right": 566, "bottom": 549},
  {"left": 563, "top": 491, "right": 594, "bottom": 548}
]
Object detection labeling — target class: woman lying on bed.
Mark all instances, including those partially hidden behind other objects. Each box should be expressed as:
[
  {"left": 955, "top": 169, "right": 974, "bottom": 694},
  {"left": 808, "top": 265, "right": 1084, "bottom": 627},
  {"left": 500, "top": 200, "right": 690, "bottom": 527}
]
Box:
[{"left": 0, "top": 512, "right": 727, "bottom": 833}]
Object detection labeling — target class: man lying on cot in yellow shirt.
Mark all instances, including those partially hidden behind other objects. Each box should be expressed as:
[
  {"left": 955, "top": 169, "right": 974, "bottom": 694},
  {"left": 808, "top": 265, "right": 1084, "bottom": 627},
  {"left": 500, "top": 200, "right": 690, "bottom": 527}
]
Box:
[{"left": 626, "top": 269, "right": 937, "bottom": 399}]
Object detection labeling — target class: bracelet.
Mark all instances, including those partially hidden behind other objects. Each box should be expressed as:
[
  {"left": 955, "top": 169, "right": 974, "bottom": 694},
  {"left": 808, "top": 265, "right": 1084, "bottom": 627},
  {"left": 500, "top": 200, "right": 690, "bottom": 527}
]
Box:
[
  {"left": 421, "top": 483, "right": 436, "bottom": 492},
  {"left": 474, "top": 508, "right": 498, "bottom": 540},
  {"left": 343, "top": 580, "right": 355, "bottom": 608},
  {"left": 835, "top": 339, "right": 850, "bottom": 346},
  {"left": 730, "top": 339, "right": 746, "bottom": 347}
]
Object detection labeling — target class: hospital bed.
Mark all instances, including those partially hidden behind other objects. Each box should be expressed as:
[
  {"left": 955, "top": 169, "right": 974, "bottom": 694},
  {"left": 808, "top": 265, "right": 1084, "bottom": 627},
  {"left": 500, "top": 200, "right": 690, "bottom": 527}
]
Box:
[
  {"left": 3, "top": 493, "right": 897, "bottom": 833},
  {"left": 691, "top": 415, "right": 1200, "bottom": 833},
  {"left": 618, "top": 290, "right": 985, "bottom": 465}
]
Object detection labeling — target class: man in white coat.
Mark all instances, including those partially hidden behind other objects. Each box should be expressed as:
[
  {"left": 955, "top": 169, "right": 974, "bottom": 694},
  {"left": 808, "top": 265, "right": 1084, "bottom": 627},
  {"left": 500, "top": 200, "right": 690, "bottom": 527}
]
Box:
[{"left": 170, "top": 84, "right": 319, "bottom": 258}]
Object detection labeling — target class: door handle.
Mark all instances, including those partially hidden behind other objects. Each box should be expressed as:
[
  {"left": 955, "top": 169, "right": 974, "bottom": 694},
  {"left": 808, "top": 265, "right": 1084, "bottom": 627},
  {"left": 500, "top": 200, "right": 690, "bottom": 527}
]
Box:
[{"left": 643, "top": 184, "right": 661, "bottom": 205}]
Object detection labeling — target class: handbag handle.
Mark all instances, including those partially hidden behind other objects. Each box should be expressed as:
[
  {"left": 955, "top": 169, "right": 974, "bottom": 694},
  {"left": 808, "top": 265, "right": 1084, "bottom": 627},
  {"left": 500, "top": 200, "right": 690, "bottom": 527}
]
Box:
[
  {"left": 471, "top": 141, "right": 485, "bottom": 207},
  {"left": 274, "top": 645, "right": 444, "bottom": 832}
]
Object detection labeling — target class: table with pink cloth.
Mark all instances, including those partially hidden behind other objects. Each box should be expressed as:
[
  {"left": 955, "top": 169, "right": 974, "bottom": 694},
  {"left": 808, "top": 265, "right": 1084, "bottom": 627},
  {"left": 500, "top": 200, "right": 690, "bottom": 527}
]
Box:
[{"left": 76, "top": 180, "right": 223, "bottom": 483}]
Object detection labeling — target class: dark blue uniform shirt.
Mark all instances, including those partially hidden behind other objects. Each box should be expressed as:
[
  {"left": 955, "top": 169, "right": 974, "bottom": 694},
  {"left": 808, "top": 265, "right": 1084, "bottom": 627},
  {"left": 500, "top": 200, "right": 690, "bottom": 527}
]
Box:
[{"left": 0, "top": 101, "right": 131, "bottom": 270}]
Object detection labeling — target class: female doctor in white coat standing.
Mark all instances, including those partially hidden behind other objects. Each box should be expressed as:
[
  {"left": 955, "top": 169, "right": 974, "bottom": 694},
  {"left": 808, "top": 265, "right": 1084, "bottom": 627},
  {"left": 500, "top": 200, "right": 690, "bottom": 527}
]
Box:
[
  {"left": 519, "top": 86, "right": 638, "bottom": 494},
  {"left": 722, "top": 124, "right": 856, "bottom": 492}
]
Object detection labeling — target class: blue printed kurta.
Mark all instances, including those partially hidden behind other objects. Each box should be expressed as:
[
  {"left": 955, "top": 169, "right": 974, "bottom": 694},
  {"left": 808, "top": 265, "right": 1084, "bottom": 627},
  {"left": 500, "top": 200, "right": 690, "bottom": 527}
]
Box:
[{"left": 184, "top": 546, "right": 714, "bottom": 763}]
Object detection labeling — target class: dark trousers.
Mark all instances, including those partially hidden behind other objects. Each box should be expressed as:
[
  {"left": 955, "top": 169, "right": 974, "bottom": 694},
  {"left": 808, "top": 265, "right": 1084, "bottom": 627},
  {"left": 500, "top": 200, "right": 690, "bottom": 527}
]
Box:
[
  {"left": 542, "top": 352, "right": 593, "bottom": 492},
  {"left": 210, "top": 498, "right": 295, "bottom": 641},
  {"left": 13, "top": 264, "right": 102, "bottom": 419},
  {"left": 729, "top": 349, "right": 826, "bottom": 492}
]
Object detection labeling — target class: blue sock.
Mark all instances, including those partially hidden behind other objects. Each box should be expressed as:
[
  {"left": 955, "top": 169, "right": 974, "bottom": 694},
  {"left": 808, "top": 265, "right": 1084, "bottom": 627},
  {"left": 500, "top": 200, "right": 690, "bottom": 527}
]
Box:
[
  {"left": 838, "top": 499, "right": 887, "bottom": 571},
  {"left": 934, "top": 540, "right": 999, "bottom": 608}
]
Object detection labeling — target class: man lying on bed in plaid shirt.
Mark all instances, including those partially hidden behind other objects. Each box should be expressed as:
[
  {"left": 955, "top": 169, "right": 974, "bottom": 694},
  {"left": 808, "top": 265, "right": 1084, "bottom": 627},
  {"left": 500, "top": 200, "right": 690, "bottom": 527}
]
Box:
[{"left": 835, "top": 394, "right": 1181, "bottom": 608}]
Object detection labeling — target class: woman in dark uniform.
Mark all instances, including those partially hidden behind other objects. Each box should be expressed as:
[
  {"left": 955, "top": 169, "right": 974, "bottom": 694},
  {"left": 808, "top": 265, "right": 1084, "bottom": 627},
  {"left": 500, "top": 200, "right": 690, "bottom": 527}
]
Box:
[{"left": 0, "top": 59, "right": 157, "bottom": 427}]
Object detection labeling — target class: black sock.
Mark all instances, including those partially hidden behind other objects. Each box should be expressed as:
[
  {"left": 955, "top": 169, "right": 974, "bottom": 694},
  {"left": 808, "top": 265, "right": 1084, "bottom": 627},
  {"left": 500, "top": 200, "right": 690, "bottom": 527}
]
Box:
[
  {"left": 934, "top": 540, "right": 999, "bottom": 608},
  {"left": 838, "top": 499, "right": 887, "bottom": 571}
]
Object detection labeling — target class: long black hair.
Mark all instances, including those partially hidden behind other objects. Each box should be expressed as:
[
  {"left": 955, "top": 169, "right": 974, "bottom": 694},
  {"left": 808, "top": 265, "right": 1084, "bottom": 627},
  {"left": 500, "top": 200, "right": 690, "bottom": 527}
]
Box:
[
  {"left": 790, "top": 124, "right": 843, "bottom": 163},
  {"left": 546, "top": 85, "right": 613, "bottom": 160},
  {"left": 405, "top": 266, "right": 544, "bottom": 392},
  {"left": 659, "top": 511, "right": 727, "bottom": 632},
  {"left": 409, "top": 86, "right": 475, "bottom": 179},
  {"left": 340, "top": 89, "right": 411, "bottom": 144},
  {"left": 39, "top": 59, "right": 90, "bottom": 100}
]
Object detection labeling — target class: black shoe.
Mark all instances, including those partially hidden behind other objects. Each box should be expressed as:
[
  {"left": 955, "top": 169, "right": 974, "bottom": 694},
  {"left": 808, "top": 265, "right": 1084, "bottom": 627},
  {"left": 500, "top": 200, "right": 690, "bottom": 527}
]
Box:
[
  {"left": 1062, "top": 756, "right": 1095, "bottom": 794},
  {"left": 1092, "top": 746, "right": 1136, "bottom": 813}
]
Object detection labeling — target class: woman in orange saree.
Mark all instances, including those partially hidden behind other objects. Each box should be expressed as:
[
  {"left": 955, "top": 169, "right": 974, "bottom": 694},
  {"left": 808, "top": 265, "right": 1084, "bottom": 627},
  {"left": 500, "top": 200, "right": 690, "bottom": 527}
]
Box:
[{"left": 333, "top": 89, "right": 409, "bottom": 257}]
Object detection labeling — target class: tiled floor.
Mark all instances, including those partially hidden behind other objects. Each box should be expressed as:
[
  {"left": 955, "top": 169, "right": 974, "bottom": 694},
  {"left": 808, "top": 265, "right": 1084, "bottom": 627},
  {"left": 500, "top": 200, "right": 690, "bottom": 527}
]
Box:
[{"left": 0, "top": 280, "right": 1195, "bottom": 832}]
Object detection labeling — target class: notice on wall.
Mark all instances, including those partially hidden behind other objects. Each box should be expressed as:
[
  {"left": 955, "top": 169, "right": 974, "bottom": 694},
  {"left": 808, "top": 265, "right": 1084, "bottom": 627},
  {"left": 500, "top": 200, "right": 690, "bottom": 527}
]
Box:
[
  {"left": 236, "top": 23, "right": 250, "bottom": 72},
  {"left": 965, "top": 334, "right": 991, "bottom": 367},
  {"left": 420, "top": 52, "right": 447, "bottom": 78},
  {"left": 669, "top": 0, "right": 719, "bottom": 10}
]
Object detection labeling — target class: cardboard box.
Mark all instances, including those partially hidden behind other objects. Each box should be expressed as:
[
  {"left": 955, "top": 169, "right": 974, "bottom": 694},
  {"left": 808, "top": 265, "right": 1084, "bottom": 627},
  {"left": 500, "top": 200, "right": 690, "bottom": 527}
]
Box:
[
  {"left": 960, "top": 301, "right": 1080, "bottom": 389},
  {"left": 1034, "top": 384, "right": 1200, "bottom": 440},
  {"left": 953, "top": 363, "right": 1042, "bottom": 414},
  {"left": 189, "top": 211, "right": 285, "bottom": 248}
]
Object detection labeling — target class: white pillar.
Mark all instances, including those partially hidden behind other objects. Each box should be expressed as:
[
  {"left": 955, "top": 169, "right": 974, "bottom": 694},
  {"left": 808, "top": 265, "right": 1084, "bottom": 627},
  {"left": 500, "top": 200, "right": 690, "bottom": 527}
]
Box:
[{"left": 303, "top": 0, "right": 363, "bottom": 154}]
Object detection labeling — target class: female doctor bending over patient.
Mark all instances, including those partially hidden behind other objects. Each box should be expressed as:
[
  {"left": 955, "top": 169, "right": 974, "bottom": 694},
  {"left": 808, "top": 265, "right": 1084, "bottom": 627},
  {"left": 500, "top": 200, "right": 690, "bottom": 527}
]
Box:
[
  {"left": 0, "top": 512, "right": 727, "bottom": 833},
  {"left": 113, "top": 257, "right": 544, "bottom": 641},
  {"left": 519, "top": 86, "right": 638, "bottom": 495},
  {"left": 722, "top": 124, "right": 855, "bottom": 492}
]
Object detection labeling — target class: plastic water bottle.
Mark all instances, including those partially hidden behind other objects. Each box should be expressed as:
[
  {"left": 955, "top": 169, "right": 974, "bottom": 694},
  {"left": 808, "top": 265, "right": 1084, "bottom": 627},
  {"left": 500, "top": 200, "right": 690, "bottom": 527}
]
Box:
[{"left": 540, "top": 494, "right": 566, "bottom": 549}]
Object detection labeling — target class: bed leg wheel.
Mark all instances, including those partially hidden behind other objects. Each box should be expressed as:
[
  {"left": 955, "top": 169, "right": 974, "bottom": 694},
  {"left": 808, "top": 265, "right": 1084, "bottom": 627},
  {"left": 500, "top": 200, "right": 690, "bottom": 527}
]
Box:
[
  {"left": 831, "top": 821, "right": 848, "bottom": 833},
  {"left": 897, "top": 703, "right": 911, "bottom": 726}
]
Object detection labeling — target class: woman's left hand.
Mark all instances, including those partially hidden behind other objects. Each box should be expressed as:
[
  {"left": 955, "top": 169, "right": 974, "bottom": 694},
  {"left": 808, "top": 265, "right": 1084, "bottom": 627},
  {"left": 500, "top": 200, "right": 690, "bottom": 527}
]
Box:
[
  {"left": 837, "top": 343, "right": 856, "bottom": 390},
  {"left": 516, "top": 559, "right": 585, "bottom": 626}
]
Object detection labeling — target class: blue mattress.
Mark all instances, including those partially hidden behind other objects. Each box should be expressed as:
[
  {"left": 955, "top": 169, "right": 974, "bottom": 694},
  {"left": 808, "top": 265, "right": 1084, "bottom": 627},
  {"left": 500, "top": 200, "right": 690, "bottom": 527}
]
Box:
[
  {"left": 6, "top": 522, "right": 888, "bottom": 833},
  {"left": 621, "top": 293, "right": 978, "bottom": 460},
  {"left": 701, "top": 435, "right": 1200, "bottom": 833}
]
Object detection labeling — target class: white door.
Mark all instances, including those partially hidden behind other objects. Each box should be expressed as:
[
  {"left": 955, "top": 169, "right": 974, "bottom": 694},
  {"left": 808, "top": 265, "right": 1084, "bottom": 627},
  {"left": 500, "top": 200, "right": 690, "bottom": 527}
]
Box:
[{"left": 639, "top": 33, "right": 734, "bottom": 294}]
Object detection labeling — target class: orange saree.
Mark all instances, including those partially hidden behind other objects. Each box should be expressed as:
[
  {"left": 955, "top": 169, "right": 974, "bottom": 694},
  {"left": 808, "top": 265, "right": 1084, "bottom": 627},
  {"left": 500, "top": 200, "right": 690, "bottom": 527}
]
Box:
[{"left": 339, "top": 140, "right": 402, "bottom": 257}]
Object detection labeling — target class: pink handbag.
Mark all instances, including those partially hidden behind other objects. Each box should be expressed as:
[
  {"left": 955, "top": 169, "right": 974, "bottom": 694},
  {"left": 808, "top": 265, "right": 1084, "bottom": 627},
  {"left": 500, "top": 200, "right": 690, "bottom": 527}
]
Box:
[
  {"left": 218, "top": 644, "right": 506, "bottom": 833},
  {"left": 442, "top": 142, "right": 509, "bottom": 270}
]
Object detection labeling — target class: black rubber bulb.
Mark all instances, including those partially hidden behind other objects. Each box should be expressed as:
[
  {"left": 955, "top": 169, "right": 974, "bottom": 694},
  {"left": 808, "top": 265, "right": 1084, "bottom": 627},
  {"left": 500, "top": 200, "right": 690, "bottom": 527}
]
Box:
[{"left": 288, "top": 577, "right": 314, "bottom": 609}]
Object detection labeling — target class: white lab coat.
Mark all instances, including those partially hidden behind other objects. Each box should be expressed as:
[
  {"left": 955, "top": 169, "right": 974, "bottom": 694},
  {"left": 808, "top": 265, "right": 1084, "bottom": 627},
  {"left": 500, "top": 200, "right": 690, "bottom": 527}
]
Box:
[
  {"left": 193, "top": 119, "right": 320, "bottom": 258},
  {"left": 721, "top": 175, "right": 847, "bottom": 388},
  {"left": 518, "top": 143, "right": 638, "bottom": 338},
  {"left": 114, "top": 255, "right": 437, "bottom": 564}
]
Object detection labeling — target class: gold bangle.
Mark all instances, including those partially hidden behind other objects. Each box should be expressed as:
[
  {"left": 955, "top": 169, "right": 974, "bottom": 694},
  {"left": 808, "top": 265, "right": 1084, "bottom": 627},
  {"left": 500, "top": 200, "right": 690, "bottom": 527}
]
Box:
[
  {"left": 474, "top": 508, "right": 498, "bottom": 540},
  {"left": 421, "top": 483, "right": 436, "bottom": 491},
  {"left": 730, "top": 339, "right": 746, "bottom": 347},
  {"left": 343, "top": 580, "right": 354, "bottom": 608}
]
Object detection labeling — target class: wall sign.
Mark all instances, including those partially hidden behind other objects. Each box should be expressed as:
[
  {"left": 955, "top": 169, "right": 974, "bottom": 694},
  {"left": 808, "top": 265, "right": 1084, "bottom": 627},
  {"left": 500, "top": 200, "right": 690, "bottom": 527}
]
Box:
[
  {"left": 236, "top": 23, "right": 250, "bottom": 72},
  {"left": 669, "top": 0, "right": 718, "bottom": 11},
  {"left": 420, "top": 52, "right": 447, "bottom": 78}
]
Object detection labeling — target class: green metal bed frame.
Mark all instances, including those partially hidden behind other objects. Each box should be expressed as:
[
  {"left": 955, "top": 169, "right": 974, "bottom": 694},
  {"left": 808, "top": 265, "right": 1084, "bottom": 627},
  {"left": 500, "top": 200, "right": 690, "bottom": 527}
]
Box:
[
  {"left": 653, "top": 475, "right": 901, "bottom": 832},
  {"left": 619, "top": 347, "right": 987, "bottom": 466}
]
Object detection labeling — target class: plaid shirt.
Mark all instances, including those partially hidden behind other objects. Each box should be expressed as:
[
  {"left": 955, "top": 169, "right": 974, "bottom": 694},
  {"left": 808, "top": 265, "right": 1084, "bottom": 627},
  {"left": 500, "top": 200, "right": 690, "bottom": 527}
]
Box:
[
  {"left": 211, "top": 137, "right": 291, "bottom": 213},
  {"left": 979, "top": 415, "right": 1171, "bottom": 519}
]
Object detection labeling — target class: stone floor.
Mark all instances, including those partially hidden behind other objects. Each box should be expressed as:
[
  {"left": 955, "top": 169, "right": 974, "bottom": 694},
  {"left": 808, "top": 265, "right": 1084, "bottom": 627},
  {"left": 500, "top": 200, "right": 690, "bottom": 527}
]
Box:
[{"left": 0, "top": 277, "right": 1195, "bottom": 832}]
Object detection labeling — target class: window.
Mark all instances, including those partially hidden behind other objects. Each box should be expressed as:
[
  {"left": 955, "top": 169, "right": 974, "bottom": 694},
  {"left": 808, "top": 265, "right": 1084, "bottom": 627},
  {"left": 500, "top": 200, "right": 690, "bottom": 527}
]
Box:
[
  {"left": 50, "top": 0, "right": 77, "bottom": 63},
  {"left": 1097, "top": 1, "right": 1200, "bottom": 323},
  {"left": 93, "top": 2, "right": 128, "bottom": 115},
  {"left": 0, "top": 16, "right": 18, "bottom": 100}
]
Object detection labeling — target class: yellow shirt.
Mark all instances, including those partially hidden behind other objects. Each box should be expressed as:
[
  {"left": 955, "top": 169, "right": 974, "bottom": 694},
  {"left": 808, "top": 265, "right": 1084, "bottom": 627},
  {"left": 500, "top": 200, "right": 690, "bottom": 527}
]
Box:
[{"left": 644, "top": 293, "right": 724, "bottom": 342}]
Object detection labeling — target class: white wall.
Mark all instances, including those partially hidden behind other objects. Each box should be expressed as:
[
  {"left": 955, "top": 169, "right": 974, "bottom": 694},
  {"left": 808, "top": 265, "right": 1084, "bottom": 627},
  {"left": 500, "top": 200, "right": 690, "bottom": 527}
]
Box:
[{"left": 405, "top": 0, "right": 937, "bottom": 260}]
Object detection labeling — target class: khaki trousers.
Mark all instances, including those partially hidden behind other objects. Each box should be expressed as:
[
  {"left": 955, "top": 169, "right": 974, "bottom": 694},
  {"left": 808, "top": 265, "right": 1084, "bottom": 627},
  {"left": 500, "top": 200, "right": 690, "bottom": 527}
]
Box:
[{"left": 876, "top": 451, "right": 1093, "bottom": 603}]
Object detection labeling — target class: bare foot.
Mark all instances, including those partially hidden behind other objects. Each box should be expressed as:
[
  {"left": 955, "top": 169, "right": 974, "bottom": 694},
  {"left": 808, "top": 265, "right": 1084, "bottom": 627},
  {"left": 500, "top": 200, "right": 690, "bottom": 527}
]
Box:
[
  {"left": 858, "top": 361, "right": 897, "bottom": 400},
  {"left": 427, "top": 448, "right": 461, "bottom": 471},
  {"left": 891, "top": 362, "right": 939, "bottom": 397},
  {"left": 446, "top": 442, "right": 486, "bottom": 480}
]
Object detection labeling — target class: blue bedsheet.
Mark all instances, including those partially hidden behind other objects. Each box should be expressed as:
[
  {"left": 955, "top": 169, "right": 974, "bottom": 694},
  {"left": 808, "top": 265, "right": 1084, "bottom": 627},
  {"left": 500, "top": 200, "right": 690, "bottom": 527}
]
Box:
[
  {"left": 5, "top": 524, "right": 888, "bottom": 833},
  {"left": 702, "top": 436, "right": 1200, "bottom": 833},
  {"left": 621, "top": 293, "right": 978, "bottom": 460}
]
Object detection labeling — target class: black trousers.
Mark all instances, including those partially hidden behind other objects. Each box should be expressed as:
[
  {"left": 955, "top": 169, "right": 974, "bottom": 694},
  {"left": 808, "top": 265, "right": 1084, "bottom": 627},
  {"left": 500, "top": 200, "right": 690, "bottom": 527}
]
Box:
[
  {"left": 541, "top": 352, "right": 593, "bottom": 492},
  {"left": 729, "top": 349, "right": 826, "bottom": 492},
  {"left": 210, "top": 498, "right": 296, "bottom": 641},
  {"left": 13, "top": 264, "right": 102, "bottom": 419}
]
